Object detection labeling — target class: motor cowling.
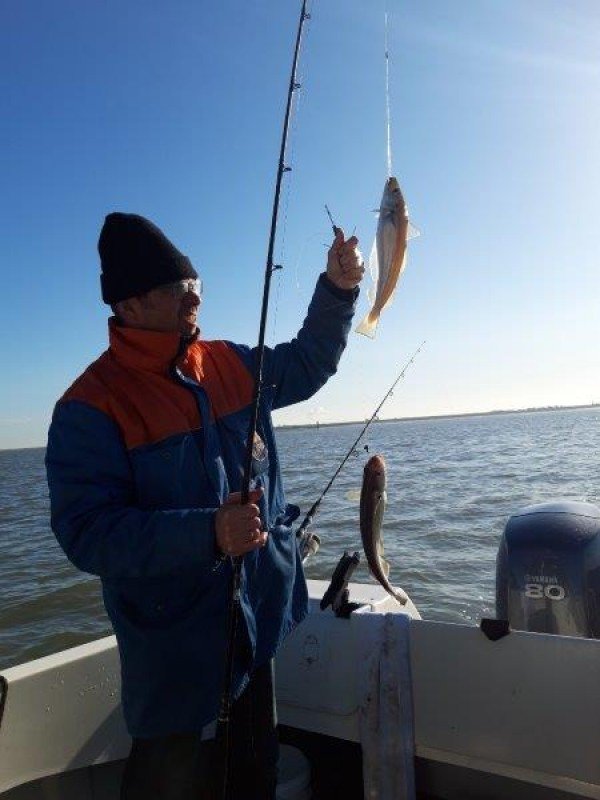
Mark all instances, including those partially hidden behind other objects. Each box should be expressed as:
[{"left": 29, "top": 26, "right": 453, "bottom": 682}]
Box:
[{"left": 496, "top": 501, "right": 600, "bottom": 638}]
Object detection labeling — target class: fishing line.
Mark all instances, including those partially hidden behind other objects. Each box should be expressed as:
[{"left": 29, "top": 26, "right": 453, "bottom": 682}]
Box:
[{"left": 384, "top": 8, "right": 393, "bottom": 178}]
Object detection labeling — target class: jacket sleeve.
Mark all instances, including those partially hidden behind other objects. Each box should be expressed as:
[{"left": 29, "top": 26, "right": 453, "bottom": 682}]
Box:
[
  {"left": 46, "top": 400, "right": 219, "bottom": 580},
  {"left": 236, "top": 273, "right": 358, "bottom": 411}
]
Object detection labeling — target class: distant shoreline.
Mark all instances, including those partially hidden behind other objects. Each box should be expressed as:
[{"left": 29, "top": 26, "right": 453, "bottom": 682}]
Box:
[
  {"left": 1, "top": 403, "right": 598, "bottom": 452},
  {"left": 275, "top": 403, "right": 600, "bottom": 432}
]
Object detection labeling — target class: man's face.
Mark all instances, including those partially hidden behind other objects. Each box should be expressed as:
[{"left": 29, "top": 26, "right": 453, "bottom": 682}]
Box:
[{"left": 118, "top": 279, "right": 202, "bottom": 336}]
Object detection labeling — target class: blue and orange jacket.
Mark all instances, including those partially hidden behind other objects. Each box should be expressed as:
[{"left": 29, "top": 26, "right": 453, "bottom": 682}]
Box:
[{"left": 46, "top": 274, "right": 357, "bottom": 736}]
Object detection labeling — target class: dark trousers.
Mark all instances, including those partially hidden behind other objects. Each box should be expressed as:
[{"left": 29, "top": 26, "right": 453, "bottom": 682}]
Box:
[{"left": 120, "top": 662, "right": 278, "bottom": 800}]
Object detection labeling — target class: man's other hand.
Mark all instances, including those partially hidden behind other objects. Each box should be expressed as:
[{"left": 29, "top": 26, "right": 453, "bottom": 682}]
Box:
[{"left": 215, "top": 489, "right": 268, "bottom": 557}]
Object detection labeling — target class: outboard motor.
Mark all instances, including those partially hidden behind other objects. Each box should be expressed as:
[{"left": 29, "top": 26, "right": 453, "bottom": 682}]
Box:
[{"left": 496, "top": 501, "right": 600, "bottom": 638}]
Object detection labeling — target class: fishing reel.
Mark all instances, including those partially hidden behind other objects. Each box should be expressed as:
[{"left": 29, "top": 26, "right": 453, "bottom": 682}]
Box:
[{"left": 298, "top": 530, "right": 321, "bottom": 564}]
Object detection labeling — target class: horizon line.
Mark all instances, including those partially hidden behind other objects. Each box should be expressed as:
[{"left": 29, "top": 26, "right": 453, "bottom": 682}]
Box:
[
  {"left": 1, "top": 402, "right": 598, "bottom": 453},
  {"left": 275, "top": 402, "right": 600, "bottom": 432}
]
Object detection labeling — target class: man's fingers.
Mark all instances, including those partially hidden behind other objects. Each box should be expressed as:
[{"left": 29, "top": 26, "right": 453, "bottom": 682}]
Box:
[
  {"left": 330, "top": 228, "right": 345, "bottom": 251},
  {"left": 244, "top": 531, "right": 268, "bottom": 551},
  {"left": 223, "top": 507, "right": 261, "bottom": 532},
  {"left": 339, "top": 255, "right": 364, "bottom": 275},
  {"left": 341, "top": 258, "right": 361, "bottom": 269},
  {"left": 247, "top": 513, "right": 262, "bottom": 533},
  {"left": 224, "top": 531, "right": 268, "bottom": 557},
  {"left": 224, "top": 491, "right": 241, "bottom": 505},
  {"left": 215, "top": 491, "right": 266, "bottom": 557},
  {"left": 224, "top": 488, "right": 263, "bottom": 505}
]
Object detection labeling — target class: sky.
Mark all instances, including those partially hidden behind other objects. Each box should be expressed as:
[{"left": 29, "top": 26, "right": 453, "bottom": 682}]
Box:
[{"left": 2, "top": 0, "right": 599, "bottom": 449}]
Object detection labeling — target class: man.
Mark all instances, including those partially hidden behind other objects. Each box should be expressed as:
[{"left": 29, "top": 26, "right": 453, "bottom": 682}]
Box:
[{"left": 46, "top": 212, "right": 364, "bottom": 799}]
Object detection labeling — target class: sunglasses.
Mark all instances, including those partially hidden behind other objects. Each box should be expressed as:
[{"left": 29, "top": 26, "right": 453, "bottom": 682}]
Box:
[{"left": 158, "top": 278, "right": 203, "bottom": 298}]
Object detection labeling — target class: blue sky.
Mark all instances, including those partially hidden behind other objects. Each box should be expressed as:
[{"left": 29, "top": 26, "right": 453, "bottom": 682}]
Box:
[{"left": 2, "top": 0, "right": 599, "bottom": 449}]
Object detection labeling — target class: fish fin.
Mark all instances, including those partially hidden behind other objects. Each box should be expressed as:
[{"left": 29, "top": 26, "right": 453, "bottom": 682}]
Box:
[
  {"left": 407, "top": 220, "right": 420, "bottom": 241},
  {"left": 355, "top": 311, "right": 379, "bottom": 338},
  {"left": 381, "top": 557, "right": 391, "bottom": 579},
  {"left": 367, "top": 285, "right": 376, "bottom": 304}
]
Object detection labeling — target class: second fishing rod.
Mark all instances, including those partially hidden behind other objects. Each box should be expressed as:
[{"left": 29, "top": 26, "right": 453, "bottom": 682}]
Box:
[{"left": 296, "top": 340, "right": 425, "bottom": 561}]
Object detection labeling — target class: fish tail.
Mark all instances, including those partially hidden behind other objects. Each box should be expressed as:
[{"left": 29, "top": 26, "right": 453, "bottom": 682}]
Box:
[
  {"left": 392, "top": 586, "right": 408, "bottom": 605},
  {"left": 355, "top": 310, "right": 380, "bottom": 339}
]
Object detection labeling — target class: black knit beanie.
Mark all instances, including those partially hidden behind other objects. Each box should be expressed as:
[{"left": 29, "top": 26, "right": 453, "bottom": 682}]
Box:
[{"left": 98, "top": 212, "right": 198, "bottom": 304}]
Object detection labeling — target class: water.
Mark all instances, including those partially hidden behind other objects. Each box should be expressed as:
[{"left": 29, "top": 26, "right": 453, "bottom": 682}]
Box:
[{"left": 1, "top": 408, "right": 599, "bottom": 670}]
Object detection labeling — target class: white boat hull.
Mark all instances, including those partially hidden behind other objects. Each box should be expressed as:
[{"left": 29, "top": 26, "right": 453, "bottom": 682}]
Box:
[{"left": 1, "top": 579, "right": 599, "bottom": 799}]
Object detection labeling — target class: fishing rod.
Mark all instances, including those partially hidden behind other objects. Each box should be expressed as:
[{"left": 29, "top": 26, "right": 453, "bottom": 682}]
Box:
[
  {"left": 214, "top": 2, "right": 311, "bottom": 798},
  {"left": 296, "top": 340, "right": 425, "bottom": 559}
]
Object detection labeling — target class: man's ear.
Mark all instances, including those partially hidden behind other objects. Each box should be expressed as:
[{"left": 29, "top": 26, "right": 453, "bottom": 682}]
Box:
[{"left": 114, "top": 297, "right": 142, "bottom": 325}]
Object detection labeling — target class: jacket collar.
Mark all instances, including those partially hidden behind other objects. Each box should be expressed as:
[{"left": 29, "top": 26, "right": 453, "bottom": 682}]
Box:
[{"left": 108, "top": 317, "right": 199, "bottom": 374}]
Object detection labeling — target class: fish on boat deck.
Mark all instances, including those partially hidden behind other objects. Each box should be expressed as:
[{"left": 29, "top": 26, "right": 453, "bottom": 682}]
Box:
[
  {"left": 356, "top": 176, "right": 416, "bottom": 339},
  {"left": 359, "top": 453, "right": 408, "bottom": 605}
]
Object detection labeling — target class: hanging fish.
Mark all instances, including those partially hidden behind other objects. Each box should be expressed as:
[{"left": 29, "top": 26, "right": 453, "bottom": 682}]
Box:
[
  {"left": 356, "top": 177, "right": 417, "bottom": 338},
  {"left": 359, "top": 453, "right": 407, "bottom": 605}
]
